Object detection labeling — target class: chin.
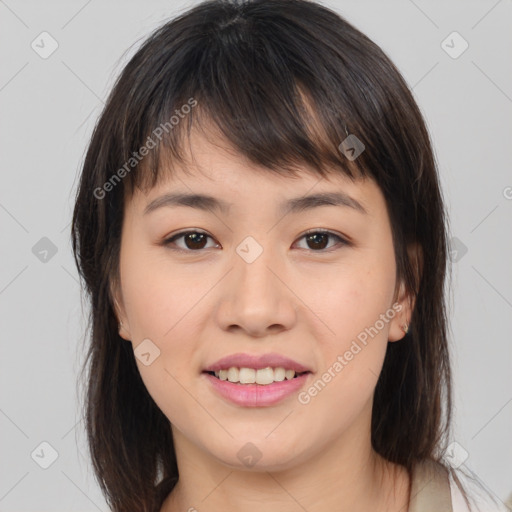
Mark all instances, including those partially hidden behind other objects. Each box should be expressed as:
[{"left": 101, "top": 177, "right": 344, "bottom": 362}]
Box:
[{"left": 205, "top": 436, "right": 311, "bottom": 473}]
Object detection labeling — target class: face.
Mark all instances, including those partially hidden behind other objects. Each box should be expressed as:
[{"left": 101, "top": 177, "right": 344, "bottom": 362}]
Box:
[{"left": 114, "top": 129, "right": 413, "bottom": 472}]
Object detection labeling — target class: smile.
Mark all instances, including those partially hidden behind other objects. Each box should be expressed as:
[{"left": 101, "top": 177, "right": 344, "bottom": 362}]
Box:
[
  {"left": 202, "top": 370, "right": 311, "bottom": 407},
  {"left": 206, "top": 366, "right": 308, "bottom": 385}
]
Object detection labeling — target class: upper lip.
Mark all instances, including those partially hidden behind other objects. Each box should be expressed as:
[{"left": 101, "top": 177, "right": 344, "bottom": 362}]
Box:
[{"left": 203, "top": 352, "right": 312, "bottom": 373}]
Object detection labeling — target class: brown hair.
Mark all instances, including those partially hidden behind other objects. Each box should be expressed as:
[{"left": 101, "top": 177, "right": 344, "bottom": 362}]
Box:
[{"left": 71, "top": 0, "right": 474, "bottom": 510}]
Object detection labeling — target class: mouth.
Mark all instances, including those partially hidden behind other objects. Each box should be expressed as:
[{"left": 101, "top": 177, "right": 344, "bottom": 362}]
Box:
[
  {"left": 201, "top": 353, "right": 313, "bottom": 406},
  {"left": 202, "top": 368, "right": 312, "bottom": 407},
  {"left": 203, "top": 367, "right": 311, "bottom": 386}
]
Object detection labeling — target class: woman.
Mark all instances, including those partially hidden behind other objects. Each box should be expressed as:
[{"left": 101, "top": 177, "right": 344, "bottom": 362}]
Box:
[{"left": 71, "top": 1, "right": 506, "bottom": 510}]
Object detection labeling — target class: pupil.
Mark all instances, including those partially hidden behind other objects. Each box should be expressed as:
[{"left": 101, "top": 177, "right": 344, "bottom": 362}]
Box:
[
  {"left": 307, "top": 233, "right": 328, "bottom": 250},
  {"left": 186, "top": 233, "right": 206, "bottom": 250}
]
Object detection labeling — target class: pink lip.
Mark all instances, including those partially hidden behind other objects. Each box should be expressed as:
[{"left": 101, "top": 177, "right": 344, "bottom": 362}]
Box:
[
  {"left": 203, "top": 352, "right": 312, "bottom": 373},
  {"left": 203, "top": 372, "right": 310, "bottom": 407}
]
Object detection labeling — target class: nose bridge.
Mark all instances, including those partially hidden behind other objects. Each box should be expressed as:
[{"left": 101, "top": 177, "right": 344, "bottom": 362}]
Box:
[
  {"left": 234, "top": 233, "right": 281, "bottom": 299},
  {"left": 215, "top": 232, "right": 296, "bottom": 335}
]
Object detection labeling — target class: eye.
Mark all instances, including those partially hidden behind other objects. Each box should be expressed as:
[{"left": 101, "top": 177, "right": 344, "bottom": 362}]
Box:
[
  {"left": 162, "top": 229, "right": 349, "bottom": 253},
  {"left": 294, "top": 230, "right": 349, "bottom": 252},
  {"left": 163, "top": 230, "right": 218, "bottom": 252}
]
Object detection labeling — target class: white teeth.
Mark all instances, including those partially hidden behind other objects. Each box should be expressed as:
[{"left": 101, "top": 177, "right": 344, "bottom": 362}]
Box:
[
  {"left": 239, "top": 368, "right": 256, "bottom": 384},
  {"left": 212, "top": 366, "right": 303, "bottom": 385},
  {"left": 255, "top": 367, "right": 274, "bottom": 385},
  {"left": 226, "top": 367, "right": 239, "bottom": 382},
  {"left": 273, "top": 367, "right": 286, "bottom": 381}
]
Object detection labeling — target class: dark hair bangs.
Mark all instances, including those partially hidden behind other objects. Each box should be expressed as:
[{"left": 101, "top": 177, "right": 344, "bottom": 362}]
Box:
[{"left": 101, "top": 1, "right": 413, "bottom": 198}]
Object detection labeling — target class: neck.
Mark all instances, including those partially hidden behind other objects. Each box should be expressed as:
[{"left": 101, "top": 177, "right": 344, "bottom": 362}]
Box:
[{"left": 161, "top": 428, "right": 410, "bottom": 512}]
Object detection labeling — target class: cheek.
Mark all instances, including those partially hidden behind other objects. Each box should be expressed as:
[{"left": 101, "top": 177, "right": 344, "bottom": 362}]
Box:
[
  {"left": 120, "top": 252, "right": 208, "bottom": 431},
  {"left": 306, "top": 255, "right": 396, "bottom": 402},
  {"left": 298, "top": 285, "right": 393, "bottom": 430},
  {"left": 121, "top": 246, "right": 200, "bottom": 338},
  {"left": 316, "top": 259, "right": 396, "bottom": 343},
  {"left": 120, "top": 248, "right": 208, "bottom": 383}
]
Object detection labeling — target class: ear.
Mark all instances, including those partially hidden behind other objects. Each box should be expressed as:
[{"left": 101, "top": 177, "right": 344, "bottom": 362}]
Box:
[
  {"left": 110, "top": 278, "right": 131, "bottom": 341},
  {"left": 388, "top": 242, "right": 423, "bottom": 342}
]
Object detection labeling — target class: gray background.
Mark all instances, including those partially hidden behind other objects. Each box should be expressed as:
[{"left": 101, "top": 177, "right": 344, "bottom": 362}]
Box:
[{"left": 1, "top": 0, "right": 511, "bottom": 510}]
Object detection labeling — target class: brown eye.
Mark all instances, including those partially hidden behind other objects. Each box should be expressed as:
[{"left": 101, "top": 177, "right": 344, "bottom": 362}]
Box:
[
  {"left": 163, "top": 229, "right": 348, "bottom": 253},
  {"left": 305, "top": 232, "right": 329, "bottom": 250},
  {"left": 163, "top": 230, "right": 217, "bottom": 251},
  {"left": 295, "top": 230, "right": 348, "bottom": 252}
]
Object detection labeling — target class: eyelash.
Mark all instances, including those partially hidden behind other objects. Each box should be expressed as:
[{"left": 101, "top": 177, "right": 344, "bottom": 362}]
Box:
[{"left": 162, "top": 229, "right": 350, "bottom": 253}]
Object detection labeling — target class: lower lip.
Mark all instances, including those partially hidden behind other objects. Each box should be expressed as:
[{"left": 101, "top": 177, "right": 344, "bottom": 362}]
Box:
[{"left": 203, "top": 372, "right": 310, "bottom": 407}]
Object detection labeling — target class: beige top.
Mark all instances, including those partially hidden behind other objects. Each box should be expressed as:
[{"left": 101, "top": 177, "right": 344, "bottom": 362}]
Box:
[{"left": 409, "top": 459, "right": 453, "bottom": 512}]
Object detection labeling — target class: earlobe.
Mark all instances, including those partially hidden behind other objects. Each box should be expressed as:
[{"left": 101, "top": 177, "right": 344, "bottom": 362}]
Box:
[
  {"left": 388, "top": 243, "right": 422, "bottom": 342},
  {"left": 111, "top": 288, "right": 131, "bottom": 340},
  {"left": 388, "top": 312, "right": 411, "bottom": 342},
  {"left": 118, "top": 322, "right": 131, "bottom": 341},
  {"left": 388, "top": 320, "right": 411, "bottom": 342},
  {"left": 388, "top": 282, "right": 413, "bottom": 342}
]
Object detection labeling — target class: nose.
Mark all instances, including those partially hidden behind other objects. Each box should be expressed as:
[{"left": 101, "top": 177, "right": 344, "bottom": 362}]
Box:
[{"left": 214, "top": 239, "right": 298, "bottom": 338}]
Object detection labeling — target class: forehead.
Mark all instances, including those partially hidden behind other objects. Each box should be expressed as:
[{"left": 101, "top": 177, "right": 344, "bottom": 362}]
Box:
[{"left": 127, "top": 126, "right": 381, "bottom": 218}]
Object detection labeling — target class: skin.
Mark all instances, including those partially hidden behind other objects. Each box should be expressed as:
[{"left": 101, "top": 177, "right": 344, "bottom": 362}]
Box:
[{"left": 113, "top": 127, "right": 419, "bottom": 512}]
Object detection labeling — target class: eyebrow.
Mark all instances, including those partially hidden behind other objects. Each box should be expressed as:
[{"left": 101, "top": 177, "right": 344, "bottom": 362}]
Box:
[{"left": 143, "top": 191, "right": 368, "bottom": 216}]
